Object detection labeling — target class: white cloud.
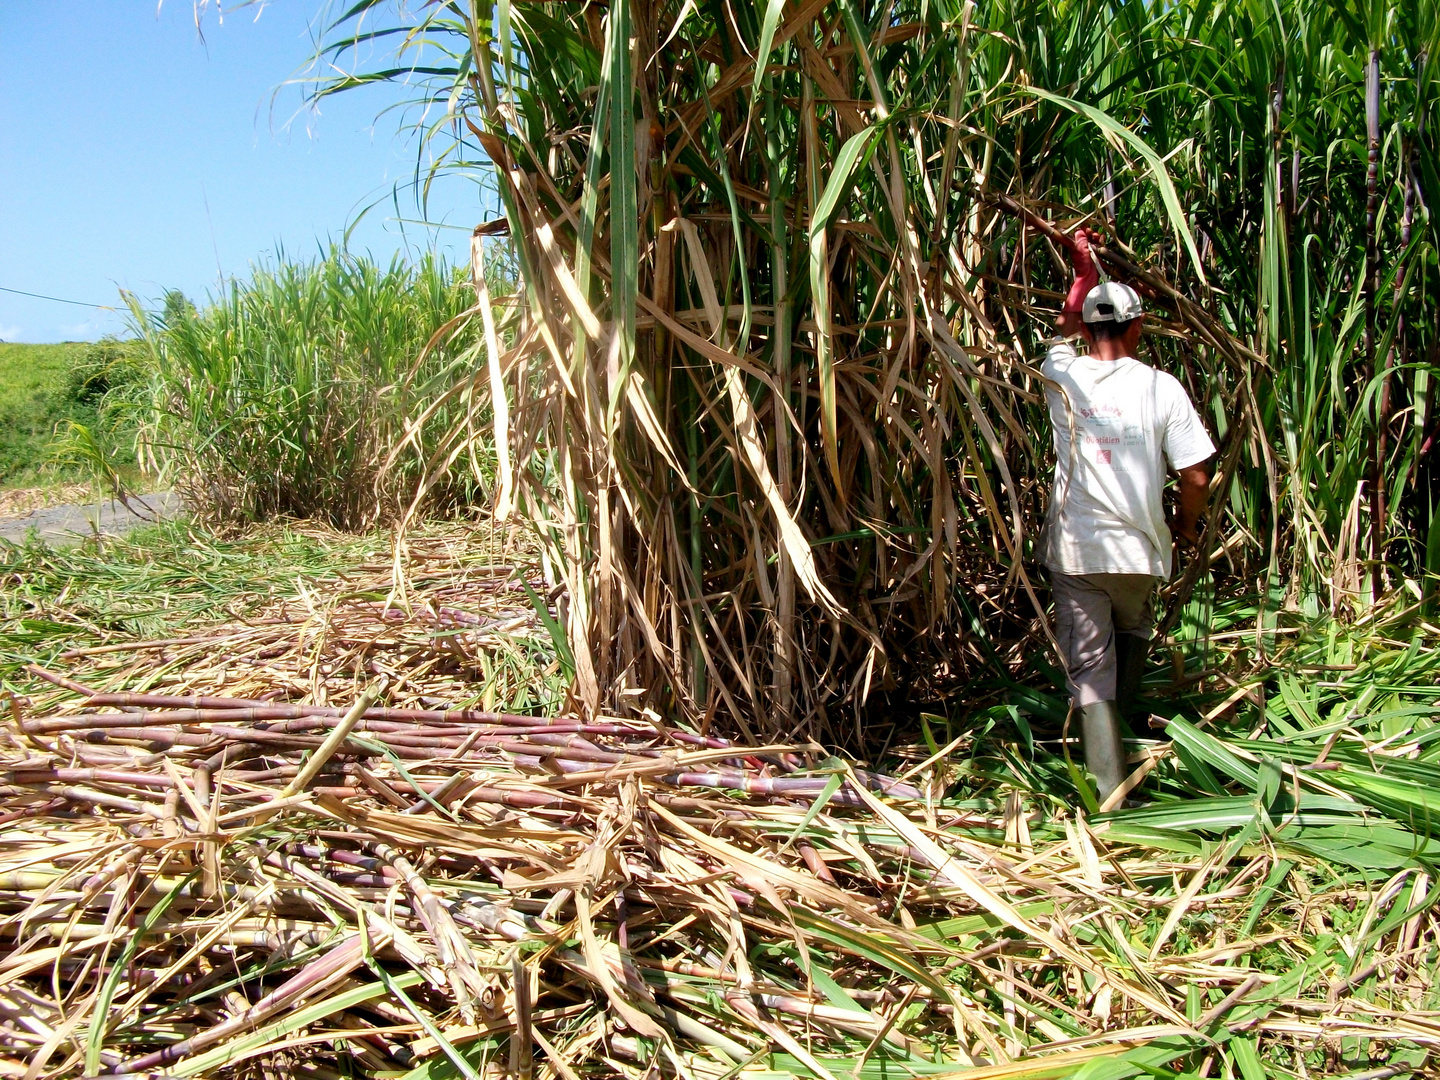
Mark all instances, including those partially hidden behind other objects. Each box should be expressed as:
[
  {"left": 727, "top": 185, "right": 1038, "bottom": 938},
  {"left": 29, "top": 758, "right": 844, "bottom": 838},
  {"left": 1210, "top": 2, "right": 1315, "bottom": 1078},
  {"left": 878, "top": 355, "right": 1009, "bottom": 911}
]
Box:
[
  {"left": 0, "top": 324, "right": 21, "bottom": 342},
  {"left": 58, "top": 320, "right": 101, "bottom": 340}
]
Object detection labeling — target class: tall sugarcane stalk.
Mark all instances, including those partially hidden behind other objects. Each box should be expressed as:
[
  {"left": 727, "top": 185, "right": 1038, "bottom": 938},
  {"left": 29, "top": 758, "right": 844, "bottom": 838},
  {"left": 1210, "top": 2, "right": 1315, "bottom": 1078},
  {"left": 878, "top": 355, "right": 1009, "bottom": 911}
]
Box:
[
  {"left": 1364, "top": 47, "right": 1384, "bottom": 600},
  {"left": 308, "top": 0, "right": 1440, "bottom": 738}
]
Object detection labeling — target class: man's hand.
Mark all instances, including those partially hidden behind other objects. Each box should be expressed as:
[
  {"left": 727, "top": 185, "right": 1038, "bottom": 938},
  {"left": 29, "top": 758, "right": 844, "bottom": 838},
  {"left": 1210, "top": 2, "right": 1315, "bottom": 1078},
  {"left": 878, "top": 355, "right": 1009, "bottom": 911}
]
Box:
[
  {"left": 1172, "top": 518, "right": 1200, "bottom": 547},
  {"left": 1057, "top": 226, "right": 1102, "bottom": 338},
  {"left": 1066, "top": 227, "right": 1101, "bottom": 283}
]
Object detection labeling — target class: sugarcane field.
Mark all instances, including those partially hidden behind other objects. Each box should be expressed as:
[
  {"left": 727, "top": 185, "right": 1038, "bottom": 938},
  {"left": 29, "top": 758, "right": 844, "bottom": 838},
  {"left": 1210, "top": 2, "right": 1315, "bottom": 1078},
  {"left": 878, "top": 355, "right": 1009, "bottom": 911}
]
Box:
[{"left": 2, "top": 1, "right": 1439, "bottom": 1077}]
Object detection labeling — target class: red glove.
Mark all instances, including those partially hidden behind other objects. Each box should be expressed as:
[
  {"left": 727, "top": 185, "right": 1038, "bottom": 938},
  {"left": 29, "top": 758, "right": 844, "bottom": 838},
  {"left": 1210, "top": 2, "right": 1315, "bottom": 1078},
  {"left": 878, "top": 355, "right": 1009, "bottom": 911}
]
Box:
[{"left": 1062, "top": 227, "right": 1100, "bottom": 313}]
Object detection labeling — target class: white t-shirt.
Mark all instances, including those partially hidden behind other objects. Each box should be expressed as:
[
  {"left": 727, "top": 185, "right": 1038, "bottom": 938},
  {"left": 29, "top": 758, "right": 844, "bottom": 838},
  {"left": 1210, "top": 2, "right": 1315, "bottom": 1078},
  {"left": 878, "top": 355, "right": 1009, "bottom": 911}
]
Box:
[{"left": 1040, "top": 341, "right": 1216, "bottom": 578}]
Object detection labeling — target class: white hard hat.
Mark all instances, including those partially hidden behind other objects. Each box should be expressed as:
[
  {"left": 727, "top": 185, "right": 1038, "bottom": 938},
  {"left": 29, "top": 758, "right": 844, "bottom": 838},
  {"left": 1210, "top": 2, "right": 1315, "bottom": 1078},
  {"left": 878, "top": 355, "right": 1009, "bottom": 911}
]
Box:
[{"left": 1082, "top": 281, "right": 1143, "bottom": 323}]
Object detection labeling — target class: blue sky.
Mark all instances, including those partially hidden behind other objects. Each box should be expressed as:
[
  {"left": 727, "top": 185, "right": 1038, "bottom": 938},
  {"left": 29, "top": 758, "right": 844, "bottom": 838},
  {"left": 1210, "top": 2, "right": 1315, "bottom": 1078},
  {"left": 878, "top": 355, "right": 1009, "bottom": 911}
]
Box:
[{"left": 0, "top": 2, "right": 486, "bottom": 343}]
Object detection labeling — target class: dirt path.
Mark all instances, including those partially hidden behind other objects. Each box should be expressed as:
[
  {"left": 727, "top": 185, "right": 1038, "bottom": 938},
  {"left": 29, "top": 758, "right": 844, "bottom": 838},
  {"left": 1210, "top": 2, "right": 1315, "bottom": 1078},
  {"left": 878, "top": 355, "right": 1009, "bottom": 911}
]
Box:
[{"left": 0, "top": 491, "right": 182, "bottom": 545}]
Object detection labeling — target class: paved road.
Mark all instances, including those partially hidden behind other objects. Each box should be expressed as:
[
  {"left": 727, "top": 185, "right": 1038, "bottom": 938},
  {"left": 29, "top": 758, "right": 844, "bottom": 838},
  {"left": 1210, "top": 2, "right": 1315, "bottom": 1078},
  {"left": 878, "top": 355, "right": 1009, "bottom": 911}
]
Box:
[{"left": 0, "top": 491, "right": 182, "bottom": 546}]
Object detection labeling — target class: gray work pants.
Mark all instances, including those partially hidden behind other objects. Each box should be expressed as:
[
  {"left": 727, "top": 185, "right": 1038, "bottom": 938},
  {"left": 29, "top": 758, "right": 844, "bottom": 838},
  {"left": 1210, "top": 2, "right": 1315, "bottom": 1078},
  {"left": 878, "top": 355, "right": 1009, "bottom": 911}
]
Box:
[{"left": 1050, "top": 572, "right": 1157, "bottom": 706}]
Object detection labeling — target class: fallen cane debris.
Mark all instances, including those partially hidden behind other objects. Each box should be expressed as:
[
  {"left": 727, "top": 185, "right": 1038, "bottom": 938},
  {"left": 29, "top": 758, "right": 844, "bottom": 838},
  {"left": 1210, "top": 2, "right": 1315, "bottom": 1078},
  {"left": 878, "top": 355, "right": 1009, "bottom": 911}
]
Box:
[{"left": 1, "top": 528, "right": 1434, "bottom": 1077}]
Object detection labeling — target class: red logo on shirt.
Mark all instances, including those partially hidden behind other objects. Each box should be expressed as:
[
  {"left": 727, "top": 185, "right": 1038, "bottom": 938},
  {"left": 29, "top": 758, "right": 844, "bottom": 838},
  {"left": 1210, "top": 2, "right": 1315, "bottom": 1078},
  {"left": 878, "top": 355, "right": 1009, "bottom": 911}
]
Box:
[{"left": 1096, "top": 449, "right": 1112, "bottom": 464}]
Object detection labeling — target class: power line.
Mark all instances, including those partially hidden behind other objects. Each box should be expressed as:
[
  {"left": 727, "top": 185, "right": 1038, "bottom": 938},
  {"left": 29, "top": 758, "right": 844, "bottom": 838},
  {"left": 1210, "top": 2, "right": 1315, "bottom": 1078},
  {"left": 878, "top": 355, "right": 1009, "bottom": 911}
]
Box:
[{"left": 0, "top": 285, "right": 115, "bottom": 311}]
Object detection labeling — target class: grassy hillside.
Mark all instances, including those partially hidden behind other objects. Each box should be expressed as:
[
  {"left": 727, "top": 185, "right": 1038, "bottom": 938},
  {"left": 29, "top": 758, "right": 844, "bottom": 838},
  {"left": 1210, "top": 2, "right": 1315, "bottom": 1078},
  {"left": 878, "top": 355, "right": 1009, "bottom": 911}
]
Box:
[
  {"left": 0, "top": 340, "right": 140, "bottom": 491},
  {"left": 0, "top": 342, "right": 87, "bottom": 485}
]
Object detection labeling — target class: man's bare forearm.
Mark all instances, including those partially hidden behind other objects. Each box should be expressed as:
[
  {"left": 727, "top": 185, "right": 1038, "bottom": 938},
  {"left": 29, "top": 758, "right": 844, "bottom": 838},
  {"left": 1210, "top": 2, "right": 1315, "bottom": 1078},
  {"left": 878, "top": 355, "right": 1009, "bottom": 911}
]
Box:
[{"left": 1174, "top": 463, "right": 1211, "bottom": 541}]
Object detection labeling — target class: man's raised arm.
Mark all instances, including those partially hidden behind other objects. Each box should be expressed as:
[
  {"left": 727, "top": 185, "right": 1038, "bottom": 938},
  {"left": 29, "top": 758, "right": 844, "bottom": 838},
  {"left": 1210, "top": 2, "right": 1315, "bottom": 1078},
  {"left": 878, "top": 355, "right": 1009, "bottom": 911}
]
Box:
[{"left": 1056, "top": 227, "right": 1100, "bottom": 339}]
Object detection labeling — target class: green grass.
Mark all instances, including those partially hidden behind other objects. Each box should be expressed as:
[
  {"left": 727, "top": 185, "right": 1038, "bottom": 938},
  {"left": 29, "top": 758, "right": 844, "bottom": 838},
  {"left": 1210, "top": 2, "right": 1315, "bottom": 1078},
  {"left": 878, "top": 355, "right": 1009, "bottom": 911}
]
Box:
[
  {"left": 0, "top": 516, "right": 567, "bottom": 715},
  {"left": 0, "top": 342, "right": 92, "bottom": 486},
  {"left": 0, "top": 339, "right": 145, "bottom": 492},
  {"left": 0, "top": 519, "right": 374, "bottom": 685}
]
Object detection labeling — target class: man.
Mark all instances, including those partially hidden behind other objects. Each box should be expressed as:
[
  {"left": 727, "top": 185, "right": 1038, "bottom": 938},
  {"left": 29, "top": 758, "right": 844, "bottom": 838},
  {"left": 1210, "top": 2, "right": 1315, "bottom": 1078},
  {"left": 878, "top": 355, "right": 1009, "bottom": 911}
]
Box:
[{"left": 1042, "top": 227, "right": 1215, "bottom": 804}]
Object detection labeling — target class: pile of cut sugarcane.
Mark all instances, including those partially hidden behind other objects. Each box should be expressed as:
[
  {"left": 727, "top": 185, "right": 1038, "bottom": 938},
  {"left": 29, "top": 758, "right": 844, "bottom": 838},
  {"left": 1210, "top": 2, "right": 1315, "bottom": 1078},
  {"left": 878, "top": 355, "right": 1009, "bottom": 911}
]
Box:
[
  {"left": 6, "top": 675, "right": 1436, "bottom": 1079},
  {"left": 2, "top": 669, "right": 933, "bottom": 1076}
]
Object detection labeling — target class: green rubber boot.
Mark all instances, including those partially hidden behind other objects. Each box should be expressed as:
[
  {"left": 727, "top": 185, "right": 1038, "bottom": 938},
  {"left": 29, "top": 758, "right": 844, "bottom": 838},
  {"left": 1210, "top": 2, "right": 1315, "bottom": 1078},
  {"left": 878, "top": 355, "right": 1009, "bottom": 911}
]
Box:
[{"left": 1080, "top": 700, "right": 1126, "bottom": 806}]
